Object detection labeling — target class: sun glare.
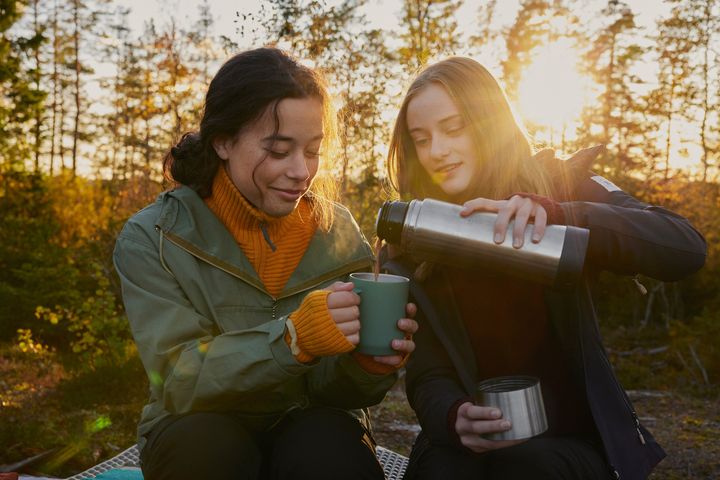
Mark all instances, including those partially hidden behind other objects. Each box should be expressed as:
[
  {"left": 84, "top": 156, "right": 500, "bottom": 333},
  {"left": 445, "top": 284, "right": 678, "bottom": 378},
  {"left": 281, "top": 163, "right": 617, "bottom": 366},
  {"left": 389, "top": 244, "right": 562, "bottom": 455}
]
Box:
[{"left": 516, "top": 38, "right": 590, "bottom": 141}]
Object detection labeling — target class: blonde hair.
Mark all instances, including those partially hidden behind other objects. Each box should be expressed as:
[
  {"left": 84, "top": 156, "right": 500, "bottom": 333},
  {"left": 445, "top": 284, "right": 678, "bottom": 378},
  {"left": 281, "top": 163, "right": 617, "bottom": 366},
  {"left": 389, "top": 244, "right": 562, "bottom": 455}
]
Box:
[{"left": 387, "top": 57, "right": 554, "bottom": 201}]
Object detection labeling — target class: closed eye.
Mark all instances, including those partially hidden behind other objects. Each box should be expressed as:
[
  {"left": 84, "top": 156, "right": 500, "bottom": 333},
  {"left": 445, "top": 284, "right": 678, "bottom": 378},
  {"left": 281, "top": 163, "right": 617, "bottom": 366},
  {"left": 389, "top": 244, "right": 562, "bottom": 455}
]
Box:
[
  {"left": 446, "top": 123, "right": 466, "bottom": 136},
  {"left": 264, "top": 148, "right": 289, "bottom": 159}
]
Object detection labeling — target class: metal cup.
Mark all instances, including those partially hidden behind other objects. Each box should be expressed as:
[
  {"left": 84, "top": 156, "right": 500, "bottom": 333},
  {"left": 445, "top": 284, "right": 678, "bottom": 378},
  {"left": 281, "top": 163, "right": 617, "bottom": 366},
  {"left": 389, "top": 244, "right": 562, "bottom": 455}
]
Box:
[{"left": 475, "top": 375, "right": 548, "bottom": 441}]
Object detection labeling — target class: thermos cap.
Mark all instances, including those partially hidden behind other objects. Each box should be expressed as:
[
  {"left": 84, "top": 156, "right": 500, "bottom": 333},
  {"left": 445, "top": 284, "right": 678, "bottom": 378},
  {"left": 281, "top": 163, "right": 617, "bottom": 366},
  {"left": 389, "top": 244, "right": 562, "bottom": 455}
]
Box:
[{"left": 376, "top": 201, "right": 409, "bottom": 244}]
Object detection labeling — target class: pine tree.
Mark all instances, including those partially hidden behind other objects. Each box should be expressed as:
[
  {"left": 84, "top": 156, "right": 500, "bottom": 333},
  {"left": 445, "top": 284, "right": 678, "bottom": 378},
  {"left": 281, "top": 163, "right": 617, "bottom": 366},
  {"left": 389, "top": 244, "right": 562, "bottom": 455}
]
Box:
[
  {"left": 659, "top": 0, "right": 719, "bottom": 182},
  {"left": 48, "top": 0, "right": 73, "bottom": 174},
  {"left": 469, "top": 0, "right": 498, "bottom": 50},
  {"left": 502, "top": 0, "right": 551, "bottom": 102},
  {"left": 28, "top": 0, "right": 48, "bottom": 173},
  {"left": 95, "top": 5, "right": 131, "bottom": 179},
  {"left": 578, "top": 0, "right": 647, "bottom": 178},
  {"left": 0, "top": 0, "right": 46, "bottom": 175},
  {"left": 649, "top": 5, "right": 695, "bottom": 179},
  {"left": 397, "top": 0, "right": 462, "bottom": 75}
]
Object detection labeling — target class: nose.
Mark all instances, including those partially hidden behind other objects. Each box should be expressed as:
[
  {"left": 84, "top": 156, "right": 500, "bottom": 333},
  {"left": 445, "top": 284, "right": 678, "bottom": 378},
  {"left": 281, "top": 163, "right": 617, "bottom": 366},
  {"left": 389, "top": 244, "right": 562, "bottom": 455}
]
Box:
[
  {"left": 429, "top": 135, "right": 450, "bottom": 161},
  {"left": 286, "top": 151, "right": 310, "bottom": 181}
]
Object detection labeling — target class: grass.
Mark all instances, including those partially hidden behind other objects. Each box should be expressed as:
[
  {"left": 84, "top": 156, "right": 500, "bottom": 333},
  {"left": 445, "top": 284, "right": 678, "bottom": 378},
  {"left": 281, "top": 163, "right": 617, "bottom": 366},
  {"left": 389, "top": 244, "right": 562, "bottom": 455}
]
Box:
[{"left": 0, "top": 344, "right": 146, "bottom": 477}]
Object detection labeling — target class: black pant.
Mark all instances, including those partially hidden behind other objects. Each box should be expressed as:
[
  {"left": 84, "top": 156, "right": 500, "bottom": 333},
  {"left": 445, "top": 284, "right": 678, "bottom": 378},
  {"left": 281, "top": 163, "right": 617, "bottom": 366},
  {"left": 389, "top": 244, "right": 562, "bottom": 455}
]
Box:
[
  {"left": 141, "top": 407, "right": 384, "bottom": 480},
  {"left": 406, "top": 433, "right": 610, "bottom": 480}
]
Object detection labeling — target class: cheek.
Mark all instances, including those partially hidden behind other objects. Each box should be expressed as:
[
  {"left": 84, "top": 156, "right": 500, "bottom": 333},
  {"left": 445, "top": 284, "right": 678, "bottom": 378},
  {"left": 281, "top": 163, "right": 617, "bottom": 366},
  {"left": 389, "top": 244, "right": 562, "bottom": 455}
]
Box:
[
  {"left": 415, "top": 149, "right": 433, "bottom": 174},
  {"left": 459, "top": 137, "right": 479, "bottom": 167},
  {"left": 308, "top": 158, "right": 320, "bottom": 179}
]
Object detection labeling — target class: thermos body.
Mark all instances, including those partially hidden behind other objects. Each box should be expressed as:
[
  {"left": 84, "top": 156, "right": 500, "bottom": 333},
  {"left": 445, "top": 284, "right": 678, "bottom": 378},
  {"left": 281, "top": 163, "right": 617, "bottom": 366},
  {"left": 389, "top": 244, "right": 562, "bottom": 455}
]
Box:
[{"left": 376, "top": 198, "right": 589, "bottom": 289}]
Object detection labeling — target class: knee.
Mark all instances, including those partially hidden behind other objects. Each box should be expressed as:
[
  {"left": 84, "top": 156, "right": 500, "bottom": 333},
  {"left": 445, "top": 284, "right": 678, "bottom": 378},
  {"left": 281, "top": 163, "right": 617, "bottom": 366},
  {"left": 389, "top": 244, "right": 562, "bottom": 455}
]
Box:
[
  {"left": 407, "top": 444, "right": 483, "bottom": 480},
  {"left": 487, "top": 440, "right": 573, "bottom": 479},
  {"left": 271, "top": 409, "right": 383, "bottom": 479},
  {"left": 142, "top": 413, "right": 261, "bottom": 480}
]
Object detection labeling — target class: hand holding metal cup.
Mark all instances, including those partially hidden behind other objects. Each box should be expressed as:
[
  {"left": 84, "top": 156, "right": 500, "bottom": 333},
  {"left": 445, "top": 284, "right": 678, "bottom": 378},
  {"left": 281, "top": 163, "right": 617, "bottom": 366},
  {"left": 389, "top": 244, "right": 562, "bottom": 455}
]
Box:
[{"left": 475, "top": 376, "right": 548, "bottom": 441}]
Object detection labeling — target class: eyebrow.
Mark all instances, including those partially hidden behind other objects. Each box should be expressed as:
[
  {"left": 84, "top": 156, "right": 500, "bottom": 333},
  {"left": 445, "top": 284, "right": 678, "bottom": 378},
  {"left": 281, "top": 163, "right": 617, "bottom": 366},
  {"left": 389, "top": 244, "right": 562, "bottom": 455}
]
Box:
[
  {"left": 409, "top": 114, "right": 463, "bottom": 134},
  {"left": 262, "top": 133, "right": 324, "bottom": 142}
]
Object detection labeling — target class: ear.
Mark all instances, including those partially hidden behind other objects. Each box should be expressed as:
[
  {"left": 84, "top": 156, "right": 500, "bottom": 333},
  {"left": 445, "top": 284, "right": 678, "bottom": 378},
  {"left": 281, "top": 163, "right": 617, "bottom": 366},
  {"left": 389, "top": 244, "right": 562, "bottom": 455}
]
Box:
[{"left": 212, "top": 136, "right": 231, "bottom": 160}]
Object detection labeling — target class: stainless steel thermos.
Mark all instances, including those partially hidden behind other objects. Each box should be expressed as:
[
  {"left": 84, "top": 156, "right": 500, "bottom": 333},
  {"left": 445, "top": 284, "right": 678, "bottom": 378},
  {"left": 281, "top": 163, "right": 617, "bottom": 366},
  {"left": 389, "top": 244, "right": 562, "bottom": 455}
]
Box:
[{"left": 375, "top": 198, "right": 589, "bottom": 289}]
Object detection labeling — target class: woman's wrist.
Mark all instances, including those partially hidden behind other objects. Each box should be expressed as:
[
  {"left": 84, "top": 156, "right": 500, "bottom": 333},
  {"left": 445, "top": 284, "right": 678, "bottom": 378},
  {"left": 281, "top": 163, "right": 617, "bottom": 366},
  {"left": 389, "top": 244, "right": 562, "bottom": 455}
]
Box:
[
  {"left": 286, "top": 290, "right": 354, "bottom": 362},
  {"left": 508, "top": 192, "right": 566, "bottom": 225}
]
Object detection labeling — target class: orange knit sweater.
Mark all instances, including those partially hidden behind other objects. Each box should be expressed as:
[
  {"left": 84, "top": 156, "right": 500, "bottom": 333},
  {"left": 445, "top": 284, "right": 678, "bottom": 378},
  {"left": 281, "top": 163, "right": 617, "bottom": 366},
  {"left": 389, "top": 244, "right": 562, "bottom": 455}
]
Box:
[{"left": 205, "top": 167, "right": 398, "bottom": 373}]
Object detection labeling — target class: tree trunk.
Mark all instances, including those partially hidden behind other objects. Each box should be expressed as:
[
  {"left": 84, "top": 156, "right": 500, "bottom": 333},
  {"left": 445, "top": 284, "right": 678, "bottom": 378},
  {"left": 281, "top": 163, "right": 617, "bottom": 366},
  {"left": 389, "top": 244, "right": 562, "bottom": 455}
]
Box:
[
  {"left": 699, "top": 0, "right": 712, "bottom": 182},
  {"left": 50, "top": 0, "right": 60, "bottom": 175},
  {"left": 71, "top": 0, "right": 81, "bottom": 176},
  {"left": 32, "top": 0, "right": 42, "bottom": 173}
]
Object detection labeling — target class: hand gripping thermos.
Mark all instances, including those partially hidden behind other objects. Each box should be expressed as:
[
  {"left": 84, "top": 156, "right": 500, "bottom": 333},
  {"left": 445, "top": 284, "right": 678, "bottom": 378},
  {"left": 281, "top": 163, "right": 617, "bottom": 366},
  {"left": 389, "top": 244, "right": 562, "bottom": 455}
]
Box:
[{"left": 376, "top": 198, "right": 589, "bottom": 289}]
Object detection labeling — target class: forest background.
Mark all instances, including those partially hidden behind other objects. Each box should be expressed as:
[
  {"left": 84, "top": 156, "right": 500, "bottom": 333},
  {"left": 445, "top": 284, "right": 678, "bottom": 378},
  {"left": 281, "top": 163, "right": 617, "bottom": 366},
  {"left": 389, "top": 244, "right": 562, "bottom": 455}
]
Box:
[{"left": 1, "top": 0, "right": 719, "bottom": 478}]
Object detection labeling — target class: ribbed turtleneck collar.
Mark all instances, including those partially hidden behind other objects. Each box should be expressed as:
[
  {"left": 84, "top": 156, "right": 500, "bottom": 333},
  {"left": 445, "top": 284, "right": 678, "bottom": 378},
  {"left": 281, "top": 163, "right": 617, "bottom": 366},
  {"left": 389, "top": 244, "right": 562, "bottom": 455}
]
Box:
[{"left": 204, "top": 165, "right": 314, "bottom": 248}]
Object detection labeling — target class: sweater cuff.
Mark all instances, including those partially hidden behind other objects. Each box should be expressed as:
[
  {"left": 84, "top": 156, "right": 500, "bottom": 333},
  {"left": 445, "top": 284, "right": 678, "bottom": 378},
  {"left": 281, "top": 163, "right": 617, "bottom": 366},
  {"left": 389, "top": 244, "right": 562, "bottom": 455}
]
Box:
[
  {"left": 507, "top": 192, "right": 566, "bottom": 225},
  {"left": 286, "top": 290, "right": 355, "bottom": 363},
  {"left": 350, "top": 351, "right": 408, "bottom": 375}
]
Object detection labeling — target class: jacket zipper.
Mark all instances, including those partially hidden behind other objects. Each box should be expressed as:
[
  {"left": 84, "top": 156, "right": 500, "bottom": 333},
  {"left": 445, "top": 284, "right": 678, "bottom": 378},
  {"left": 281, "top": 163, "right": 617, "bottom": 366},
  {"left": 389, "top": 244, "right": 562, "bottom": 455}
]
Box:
[
  {"left": 598, "top": 341, "right": 647, "bottom": 445},
  {"left": 161, "top": 229, "right": 371, "bottom": 303}
]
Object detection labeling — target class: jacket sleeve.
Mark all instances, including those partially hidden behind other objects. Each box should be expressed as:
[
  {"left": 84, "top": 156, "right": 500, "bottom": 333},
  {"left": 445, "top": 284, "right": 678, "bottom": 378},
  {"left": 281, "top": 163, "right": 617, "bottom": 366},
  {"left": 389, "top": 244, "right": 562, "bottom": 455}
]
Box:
[
  {"left": 562, "top": 174, "right": 706, "bottom": 281},
  {"left": 405, "top": 307, "right": 468, "bottom": 447},
  {"left": 306, "top": 354, "right": 398, "bottom": 409},
  {"left": 114, "top": 231, "right": 317, "bottom": 414}
]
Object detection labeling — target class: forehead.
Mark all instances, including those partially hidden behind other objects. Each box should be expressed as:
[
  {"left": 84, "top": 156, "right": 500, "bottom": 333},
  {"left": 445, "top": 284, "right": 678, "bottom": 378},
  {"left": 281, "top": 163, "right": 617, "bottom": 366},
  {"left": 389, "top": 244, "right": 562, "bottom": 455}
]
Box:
[
  {"left": 251, "top": 96, "right": 325, "bottom": 140},
  {"left": 406, "top": 83, "right": 460, "bottom": 129}
]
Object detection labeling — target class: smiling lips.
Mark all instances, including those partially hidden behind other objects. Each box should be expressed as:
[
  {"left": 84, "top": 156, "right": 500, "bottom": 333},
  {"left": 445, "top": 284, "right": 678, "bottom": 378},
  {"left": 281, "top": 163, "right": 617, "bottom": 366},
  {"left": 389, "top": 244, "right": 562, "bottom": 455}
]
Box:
[
  {"left": 436, "top": 162, "right": 461, "bottom": 174},
  {"left": 272, "top": 187, "right": 306, "bottom": 201}
]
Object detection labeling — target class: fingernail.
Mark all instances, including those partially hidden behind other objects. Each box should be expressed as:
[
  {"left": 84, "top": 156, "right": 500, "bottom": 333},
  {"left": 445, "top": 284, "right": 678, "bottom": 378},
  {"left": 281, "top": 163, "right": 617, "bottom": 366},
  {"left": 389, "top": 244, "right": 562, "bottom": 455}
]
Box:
[
  {"left": 491, "top": 409, "right": 501, "bottom": 418},
  {"left": 532, "top": 233, "right": 541, "bottom": 243},
  {"left": 501, "top": 421, "right": 511, "bottom": 429},
  {"left": 513, "top": 238, "right": 522, "bottom": 248},
  {"left": 494, "top": 233, "right": 502, "bottom": 243}
]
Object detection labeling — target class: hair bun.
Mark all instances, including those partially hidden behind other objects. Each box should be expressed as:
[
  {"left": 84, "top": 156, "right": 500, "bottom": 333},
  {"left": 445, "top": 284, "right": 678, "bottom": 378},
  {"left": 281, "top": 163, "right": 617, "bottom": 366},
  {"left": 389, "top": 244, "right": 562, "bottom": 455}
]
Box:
[{"left": 172, "top": 132, "right": 202, "bottom": 160}]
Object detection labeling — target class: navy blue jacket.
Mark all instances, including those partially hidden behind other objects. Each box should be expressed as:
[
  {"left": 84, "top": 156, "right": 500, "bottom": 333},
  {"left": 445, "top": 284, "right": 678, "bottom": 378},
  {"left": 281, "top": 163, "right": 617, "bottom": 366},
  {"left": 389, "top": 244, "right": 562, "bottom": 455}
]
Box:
[{"left": 384, "top": 147, "right": 706, "bottom": 480}]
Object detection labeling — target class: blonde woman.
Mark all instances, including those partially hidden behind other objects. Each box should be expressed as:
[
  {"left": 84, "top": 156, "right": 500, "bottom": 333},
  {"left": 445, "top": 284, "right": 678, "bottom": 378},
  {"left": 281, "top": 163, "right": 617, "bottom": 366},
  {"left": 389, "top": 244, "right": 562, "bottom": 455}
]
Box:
[{"left": 383, "top": 57, "right": 706, "bottom": 479}]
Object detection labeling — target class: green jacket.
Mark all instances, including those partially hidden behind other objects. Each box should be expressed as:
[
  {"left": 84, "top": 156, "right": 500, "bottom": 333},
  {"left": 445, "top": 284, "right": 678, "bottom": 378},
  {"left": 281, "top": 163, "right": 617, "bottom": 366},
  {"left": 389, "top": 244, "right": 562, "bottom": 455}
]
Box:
[{"left": 113, "top": 186, "right": 397, "bottom": 452}]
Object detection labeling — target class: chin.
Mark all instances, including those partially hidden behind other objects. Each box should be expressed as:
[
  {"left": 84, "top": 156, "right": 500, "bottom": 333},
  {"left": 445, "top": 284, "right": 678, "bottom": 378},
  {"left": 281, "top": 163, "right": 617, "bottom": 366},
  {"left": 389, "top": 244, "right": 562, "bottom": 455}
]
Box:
[
  {"left": 440, "top": 182, "right": 471, "bottom": 199},
  {"left": 265, "top": 203, "right": 299, "bottom": 218}
]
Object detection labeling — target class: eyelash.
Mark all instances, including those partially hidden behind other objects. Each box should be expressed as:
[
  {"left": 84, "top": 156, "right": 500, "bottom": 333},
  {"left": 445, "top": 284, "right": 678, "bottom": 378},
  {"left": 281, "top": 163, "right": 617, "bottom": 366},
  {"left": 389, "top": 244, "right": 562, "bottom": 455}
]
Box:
[
  {"left": 266, "top": 149, "right": 288, "bottom": 159},
  {"left": 264, "top": 148, "right": 320, "bottom": 159},
  {"left": 413, "top": 126, "right": 463, "bottom": 146}
]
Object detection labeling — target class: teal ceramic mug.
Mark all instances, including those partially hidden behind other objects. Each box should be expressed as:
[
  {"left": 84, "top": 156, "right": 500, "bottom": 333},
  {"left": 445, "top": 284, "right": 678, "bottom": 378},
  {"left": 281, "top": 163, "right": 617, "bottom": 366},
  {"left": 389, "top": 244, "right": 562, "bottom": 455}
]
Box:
[{"left": 349, "top": 272, "right": 410, "bottom": 356}]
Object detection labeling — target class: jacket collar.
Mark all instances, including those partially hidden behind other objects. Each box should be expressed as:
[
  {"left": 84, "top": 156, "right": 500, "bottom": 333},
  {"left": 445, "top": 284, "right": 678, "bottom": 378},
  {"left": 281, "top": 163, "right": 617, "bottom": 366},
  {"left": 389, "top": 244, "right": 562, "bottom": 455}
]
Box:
[
  {"left": 155, "top": 186, "right": 372, "bottom": 298},
  {"left": 534, "top": 145, "right": 605, "bottom": 201}
]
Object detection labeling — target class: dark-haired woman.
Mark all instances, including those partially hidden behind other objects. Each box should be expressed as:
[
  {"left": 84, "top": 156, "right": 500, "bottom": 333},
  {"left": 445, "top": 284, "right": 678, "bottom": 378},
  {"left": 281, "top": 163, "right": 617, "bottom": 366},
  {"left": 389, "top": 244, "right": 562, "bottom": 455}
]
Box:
[
  {"left": 113, "top": 47, "right": 417, "bottom": 480},
  {"left": 382, "top": 57, "right": 706, "bottom": 480}
]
